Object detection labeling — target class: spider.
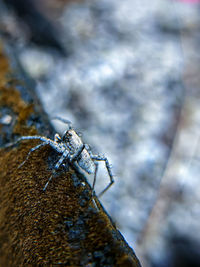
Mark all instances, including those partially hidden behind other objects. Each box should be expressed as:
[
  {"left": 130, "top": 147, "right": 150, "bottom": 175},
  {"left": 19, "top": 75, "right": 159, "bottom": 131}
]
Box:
[{"left": 5, "top": 117, "right": 114, "bottom": 197}]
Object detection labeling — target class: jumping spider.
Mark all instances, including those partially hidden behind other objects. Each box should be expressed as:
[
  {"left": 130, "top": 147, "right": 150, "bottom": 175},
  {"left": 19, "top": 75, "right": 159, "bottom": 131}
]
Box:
[{"left": 5, "top": 117, "right": 114, "bottom": 196}]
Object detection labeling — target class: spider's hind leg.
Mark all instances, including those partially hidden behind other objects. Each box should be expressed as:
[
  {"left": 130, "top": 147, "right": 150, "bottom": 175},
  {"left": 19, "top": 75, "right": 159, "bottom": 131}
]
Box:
[
  {"left": 92, "top": 161, "right": 98, "bottom": 195},
  {"left": 90, "top": 155, "right": 114, "bottom": 197},
  {"left": 43, "top": 149, "right": 70, "bottom": 191}
]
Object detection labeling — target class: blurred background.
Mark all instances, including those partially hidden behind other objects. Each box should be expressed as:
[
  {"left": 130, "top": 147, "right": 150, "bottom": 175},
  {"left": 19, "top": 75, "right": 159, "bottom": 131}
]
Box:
[{"left": 0, "top": 0, "right": 200, "bottom": 266}]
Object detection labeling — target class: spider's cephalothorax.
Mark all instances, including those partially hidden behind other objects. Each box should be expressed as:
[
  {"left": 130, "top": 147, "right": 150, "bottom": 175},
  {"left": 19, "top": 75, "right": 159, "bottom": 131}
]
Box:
[
  {"left": 61, "top": 129, "right": 96, "bottom": 174},
  {"left": 5, "top": 117, "right": 114, "bottom": 196}
]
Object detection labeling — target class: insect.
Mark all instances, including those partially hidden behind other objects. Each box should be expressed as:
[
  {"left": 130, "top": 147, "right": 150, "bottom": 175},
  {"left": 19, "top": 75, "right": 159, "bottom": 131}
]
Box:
[{"left": 5, "top": 117, "right": 114, "bottom": 196}]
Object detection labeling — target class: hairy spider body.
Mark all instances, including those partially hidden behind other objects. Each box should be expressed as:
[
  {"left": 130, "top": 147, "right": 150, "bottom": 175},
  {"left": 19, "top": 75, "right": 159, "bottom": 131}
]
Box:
[
  {"left": 5, "top": 118, "right": 114, "bottom": 196},
  {"left": 63, "top": 129, "right": 95, "bottom": 174}
]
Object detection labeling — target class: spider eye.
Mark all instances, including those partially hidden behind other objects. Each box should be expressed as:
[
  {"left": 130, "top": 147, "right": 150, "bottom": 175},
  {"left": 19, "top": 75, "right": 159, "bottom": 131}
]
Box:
[
  {"left": 62, "top": 131, "right": 67, "bottom": 140},
  {"left": 62, "top": 130, "right": 71, "bottom": 141}
]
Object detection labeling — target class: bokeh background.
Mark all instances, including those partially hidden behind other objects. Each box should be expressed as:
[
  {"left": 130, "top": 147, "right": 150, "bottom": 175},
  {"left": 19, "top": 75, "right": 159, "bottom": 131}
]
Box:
[{"left": 0, "top": 0, "right": 200, "bottom": 266}]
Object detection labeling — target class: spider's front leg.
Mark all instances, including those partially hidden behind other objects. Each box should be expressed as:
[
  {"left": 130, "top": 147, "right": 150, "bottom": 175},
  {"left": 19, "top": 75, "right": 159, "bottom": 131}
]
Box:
[
  {"left": 51, "top": 116, "right": 72, "bottom": 129},
  {"left": 4, "top": 135, "right": 56, "bottom": 150},
  {"left": 3, "top": 135, "right": 58, "bottom": 169}
]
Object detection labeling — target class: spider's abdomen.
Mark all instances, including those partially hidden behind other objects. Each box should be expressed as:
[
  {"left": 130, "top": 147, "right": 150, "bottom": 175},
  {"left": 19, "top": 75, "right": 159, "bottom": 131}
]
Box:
[
  {"left": 65, "top": 129, "right": 95, "bottom": 174},
  {"left": 77, "top": 148, "right": 95, "bottom": 174}
]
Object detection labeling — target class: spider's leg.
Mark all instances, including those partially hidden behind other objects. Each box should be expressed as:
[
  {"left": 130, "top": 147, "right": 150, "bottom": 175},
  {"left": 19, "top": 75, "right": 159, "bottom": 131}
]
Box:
[
  {"left": 90, "top": 155, "right": 114, "bottom": 197},
  {"left": 69, "top": 144, "right": 85, "bottom": 162},
  {"left": 92, "top": 162, "right": 98, "bottom": 195},
  {"left": 4, "top": 135, "right": 63, "bottom": 155},
  {"left": 18, "top": 142, "right": 47, "bottom": 169},
  {"left": 4, "top": 136, "right": 51, "bottom": 148},
  {"left": 51, "top": 116, "right": 72, "bottom": 129},
  {"left": 43, "top": 149, "right": 69, "bottom": 191}
]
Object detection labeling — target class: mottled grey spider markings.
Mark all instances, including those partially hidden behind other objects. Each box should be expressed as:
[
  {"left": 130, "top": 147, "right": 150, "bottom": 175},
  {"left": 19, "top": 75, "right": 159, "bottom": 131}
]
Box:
[{"left": 4, "top": 117, "right": 114, "bottom": 196}]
